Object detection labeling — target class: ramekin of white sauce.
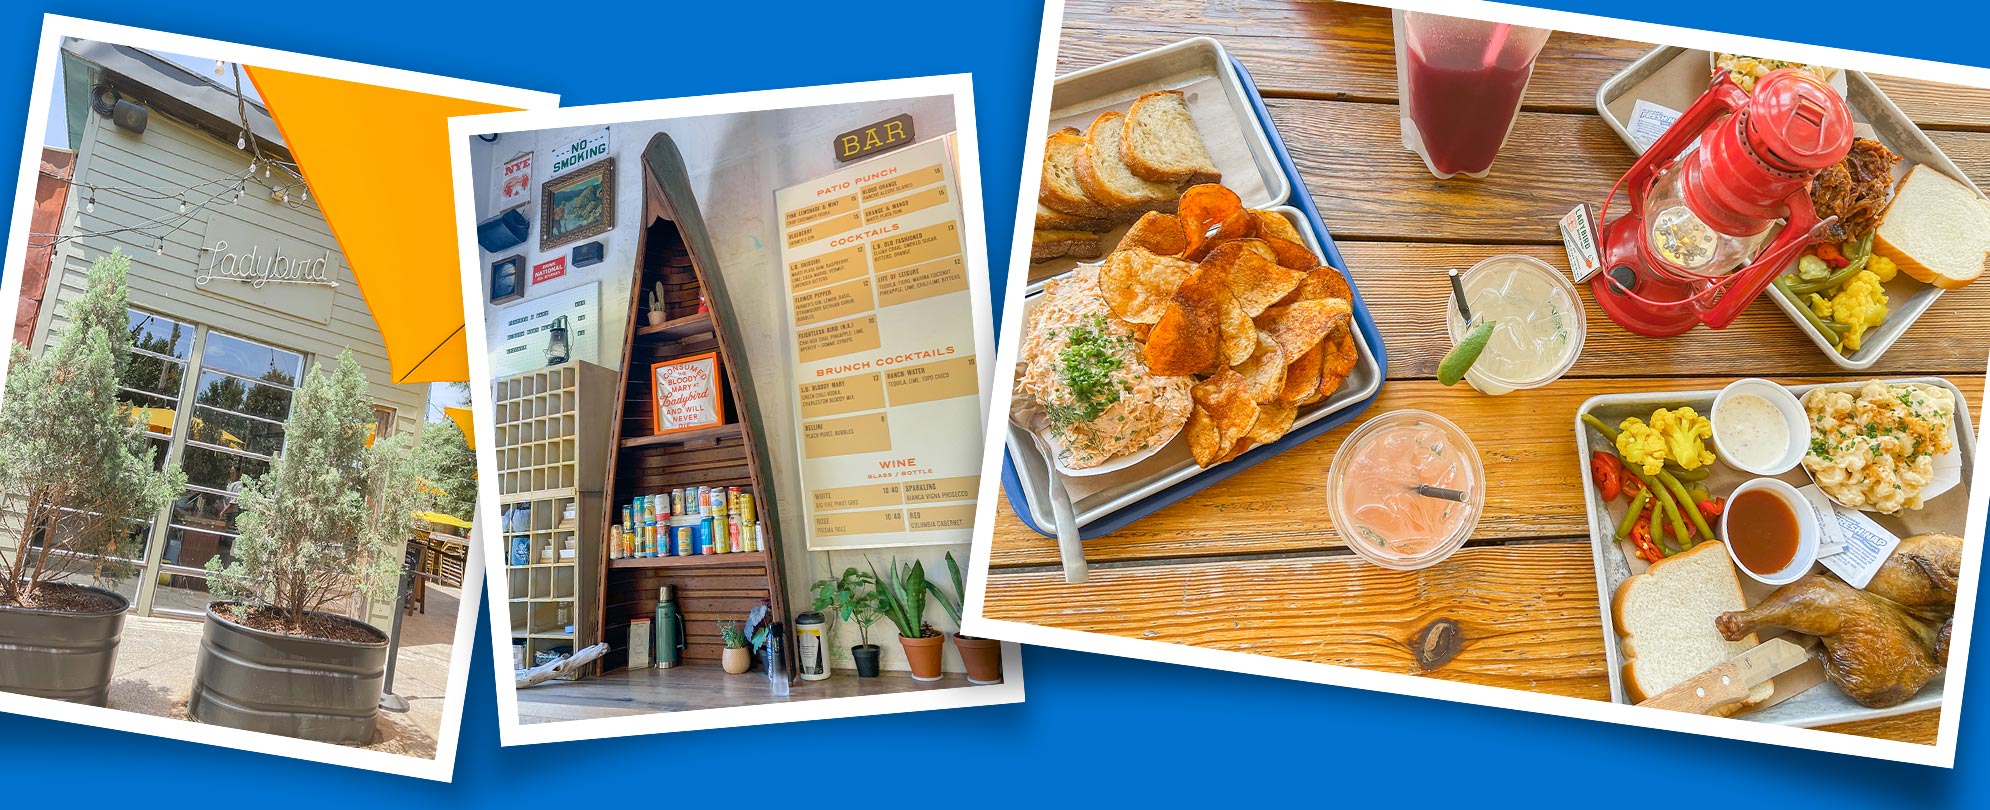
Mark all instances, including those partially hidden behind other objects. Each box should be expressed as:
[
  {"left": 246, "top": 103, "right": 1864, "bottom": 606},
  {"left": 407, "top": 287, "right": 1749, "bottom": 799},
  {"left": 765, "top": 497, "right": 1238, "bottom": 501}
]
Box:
[{"left": 1711, "top": 379, "right": 1808, "bottom": 475}]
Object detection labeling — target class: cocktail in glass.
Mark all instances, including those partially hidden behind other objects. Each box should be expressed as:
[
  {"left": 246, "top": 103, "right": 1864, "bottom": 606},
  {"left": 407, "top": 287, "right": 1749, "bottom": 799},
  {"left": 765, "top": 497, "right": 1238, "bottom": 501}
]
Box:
[
  {"left": 1442, "top": 254, "right": 1585, "bottom": 395},
  {"left": 1328, "top": 409, "right": 1485, "bottom": 570}
]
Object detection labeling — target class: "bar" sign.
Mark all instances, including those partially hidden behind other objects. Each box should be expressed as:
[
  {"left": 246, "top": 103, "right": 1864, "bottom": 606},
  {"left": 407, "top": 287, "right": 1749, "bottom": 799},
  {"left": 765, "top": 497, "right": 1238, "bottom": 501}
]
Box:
[{"left": 833, "top": 114, "right": 914, "bottom": 163}]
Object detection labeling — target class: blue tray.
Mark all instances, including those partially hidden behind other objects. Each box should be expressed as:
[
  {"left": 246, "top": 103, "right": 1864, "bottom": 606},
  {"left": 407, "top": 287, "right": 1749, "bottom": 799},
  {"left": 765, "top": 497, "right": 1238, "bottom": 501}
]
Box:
[{"left": 1002, "top": 56, "right": 1390, "bottom": 540}]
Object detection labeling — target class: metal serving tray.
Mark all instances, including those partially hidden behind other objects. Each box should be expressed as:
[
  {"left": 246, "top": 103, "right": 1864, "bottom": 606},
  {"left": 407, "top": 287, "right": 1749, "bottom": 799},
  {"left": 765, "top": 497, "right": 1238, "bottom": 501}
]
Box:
[
  {"left": 1030, "top": 37, "right": 1291, "bottom": 284},
  {"left": 1576, "top": 377, "right": 1973, "bottom": 727},
  {"left": 1597, "top": 46, "right": 1985, "bottom": 371},
  {"left": 1006, "top": 205, "right": 1382, "bottom": 533}
]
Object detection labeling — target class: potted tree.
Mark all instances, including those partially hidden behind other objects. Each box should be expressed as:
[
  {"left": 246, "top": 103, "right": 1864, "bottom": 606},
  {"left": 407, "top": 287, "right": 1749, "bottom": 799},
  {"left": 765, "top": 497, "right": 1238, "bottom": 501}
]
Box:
[
  {"left": 810, "top": 567, "right": 885, "bottom": 677},
  {"left": 872, "top": 557, "right": 943, "bottom": 681},
  {"left": 192, "top": 351, "right": 428, "bottom": 745},
  {"left": 0, "top": 251, "right": 183, "bottom": 706},
  {"left": 929, "top": 551, "right": 1002, "bottom": 684}
]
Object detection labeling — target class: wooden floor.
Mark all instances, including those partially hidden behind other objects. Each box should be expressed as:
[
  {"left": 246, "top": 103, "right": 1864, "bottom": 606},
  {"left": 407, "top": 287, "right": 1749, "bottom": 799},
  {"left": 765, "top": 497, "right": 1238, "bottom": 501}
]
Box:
[
  {"left": 983, "top": 0, "right": 1990, "bottom": 746},
  {"left": 515, "top": 664, "right": 981, "bottom": 724}
]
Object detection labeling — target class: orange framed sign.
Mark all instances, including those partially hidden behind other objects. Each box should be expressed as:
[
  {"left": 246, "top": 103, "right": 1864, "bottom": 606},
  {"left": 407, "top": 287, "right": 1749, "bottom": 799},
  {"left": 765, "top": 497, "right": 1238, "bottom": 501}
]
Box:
[{"left": 650, "top": 352, "right": 726, "bottom": 435}]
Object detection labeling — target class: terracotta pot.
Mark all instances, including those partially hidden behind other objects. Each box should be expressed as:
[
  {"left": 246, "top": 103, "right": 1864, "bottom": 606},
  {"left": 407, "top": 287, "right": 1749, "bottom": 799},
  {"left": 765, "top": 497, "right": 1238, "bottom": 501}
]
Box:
[
  {"left": 648, "top": 310, "right": 667, "bottom": 326},
  {"left": 951, "top": 633, "right": 1003, "bottom": 684},
  {"left": 898, "top": 632, "right": 944, "bottom": 681},
  {"left": 0, "top": 583, "right": 128, "bottom": 706},
  {"left": 851, "top": 644, "right": 881, "bottom": 677},
  {"left": 722, "top": 645, "right": 752, "bottom": 674},
  {"left": 191, "top": 602, "right": 387, "bottom": 745}
]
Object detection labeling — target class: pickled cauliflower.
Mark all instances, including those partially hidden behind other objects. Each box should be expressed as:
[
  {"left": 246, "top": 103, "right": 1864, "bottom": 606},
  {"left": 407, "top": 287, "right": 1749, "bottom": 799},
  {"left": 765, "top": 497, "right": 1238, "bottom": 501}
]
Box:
[
  {"left": 1616, "top": 407, "right": 1715, "bottom": 475},
  {"left": 1809, "top": 269, "right": 1889, "bottom": 352}
]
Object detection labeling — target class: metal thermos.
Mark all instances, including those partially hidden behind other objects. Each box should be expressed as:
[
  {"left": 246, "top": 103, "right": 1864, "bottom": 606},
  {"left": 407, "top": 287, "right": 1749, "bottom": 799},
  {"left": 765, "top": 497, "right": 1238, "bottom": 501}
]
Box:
[
  {"left": 654, "top": 585, "right": 685, "bottom": 668},
  {"left": 794, "top": 612, "right": 830, "bottom": 680}
]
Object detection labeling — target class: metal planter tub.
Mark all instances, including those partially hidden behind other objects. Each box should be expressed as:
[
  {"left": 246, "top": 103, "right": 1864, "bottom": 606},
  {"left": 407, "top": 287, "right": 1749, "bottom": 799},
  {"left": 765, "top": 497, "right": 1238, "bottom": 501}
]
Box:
[
  {"left": 190, "top": 602, "right": 387, "bottom": 745},
  {"left": 0, "top": 584, "right": 128, "bottom": 706}
]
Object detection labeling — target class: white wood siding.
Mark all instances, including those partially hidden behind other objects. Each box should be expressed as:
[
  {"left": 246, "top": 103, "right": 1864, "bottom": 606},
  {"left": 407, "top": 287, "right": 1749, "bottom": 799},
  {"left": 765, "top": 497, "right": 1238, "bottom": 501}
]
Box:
[{"left": 38, "top": 106, "right": 426, "bottom": 435}]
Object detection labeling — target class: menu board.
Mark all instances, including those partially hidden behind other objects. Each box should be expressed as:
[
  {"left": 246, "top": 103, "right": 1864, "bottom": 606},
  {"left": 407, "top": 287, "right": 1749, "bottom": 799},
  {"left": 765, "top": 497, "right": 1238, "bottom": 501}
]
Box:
[{"left": 774, "top": 136, "right": 983, "bottom": 550}]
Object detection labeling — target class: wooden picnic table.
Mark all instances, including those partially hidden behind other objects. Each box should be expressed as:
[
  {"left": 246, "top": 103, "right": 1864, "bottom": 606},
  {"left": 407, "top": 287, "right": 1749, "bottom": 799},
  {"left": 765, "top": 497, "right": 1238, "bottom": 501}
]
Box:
[{"left": 984, "top": 0, "right": 1990, "bottom": 745}]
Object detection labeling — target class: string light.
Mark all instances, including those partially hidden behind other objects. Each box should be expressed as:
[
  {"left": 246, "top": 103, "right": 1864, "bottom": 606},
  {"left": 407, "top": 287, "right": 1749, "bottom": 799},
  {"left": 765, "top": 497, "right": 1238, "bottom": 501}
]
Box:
[
  {"left": 214, "top": 59, "right": 226, "bottom": 77},
  {"left": 236, "top": 131, "right": 246, "bottom": 150},
  {"left": 85, "top": 196, "right": 95, "bottom": 214},
  {"left": 178, "top": 198, "right": 186, "bottom": 213}
]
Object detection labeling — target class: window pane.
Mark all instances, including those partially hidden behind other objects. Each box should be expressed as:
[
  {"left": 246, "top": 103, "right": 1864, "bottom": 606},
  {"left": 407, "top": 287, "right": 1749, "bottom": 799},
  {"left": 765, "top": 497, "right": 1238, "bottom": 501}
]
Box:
[
  {"left": 119, "top": 393, "right": 178, "bottom": 437},
  {"left": 122, "top": 350, "right": 185, "bottom": 398},
  {"left": 192, "top": 370, "right": 293, "bottom": 424},
  {"left": 161, "top": 524, "right": 236, "bottom": 572},
  {"left": 201, "top": 332, "right": 302, "bottom": 387},
  {"left": 190, "top": 405, "right": 284, "bottom": 456},
  {"left": 126, "top": 310, "right": 192, "bottom": 360},
  {"left": 179, "top": 444, "right": 268, "bottom": 492}
]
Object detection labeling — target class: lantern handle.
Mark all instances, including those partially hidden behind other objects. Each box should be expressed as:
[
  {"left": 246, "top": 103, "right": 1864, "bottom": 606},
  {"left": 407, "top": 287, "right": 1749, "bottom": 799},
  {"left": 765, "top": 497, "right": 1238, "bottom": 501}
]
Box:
[{"left": 1598, "top": 70, "right": 1750, "bottom": 232}]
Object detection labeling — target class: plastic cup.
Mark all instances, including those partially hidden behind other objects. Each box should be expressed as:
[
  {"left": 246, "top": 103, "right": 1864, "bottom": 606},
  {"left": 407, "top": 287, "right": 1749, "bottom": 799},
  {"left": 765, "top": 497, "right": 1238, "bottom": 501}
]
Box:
[
  {"left": 1443, "top": 254, "right": 1585, "bottom": 395},
  {"left": 1327, "top": 410, "right": 1486, "bottom": 570}
]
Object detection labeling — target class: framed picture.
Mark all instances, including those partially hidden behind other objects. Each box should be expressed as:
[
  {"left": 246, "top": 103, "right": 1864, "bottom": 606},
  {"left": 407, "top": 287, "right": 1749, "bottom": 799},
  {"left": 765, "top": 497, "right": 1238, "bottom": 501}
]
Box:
[
  {"left": 539, "top": 157, "right": 615, "bottom": 250},
  {"left": 490, "top": 254, "right": 525, "bottom": 304},
  {"left": 650, "top": 351, "right": 726, "bottom": 436}
]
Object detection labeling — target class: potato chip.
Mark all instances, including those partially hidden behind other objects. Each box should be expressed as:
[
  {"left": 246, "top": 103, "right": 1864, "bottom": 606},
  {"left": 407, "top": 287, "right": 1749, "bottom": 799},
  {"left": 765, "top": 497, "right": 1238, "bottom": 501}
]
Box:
[
  {"left": 1179, "top": 184, "right": 1242, "bottom": 251},
  {"left": 1205, "top": 241, "right": 1305, "bottom": 316},
  {"left": 1216, "top": 438, "right": 1254, "bottom": 465},
  {"left": 1297, "top": 264, "right": 1353, "bottom": 302},
  {"left": 1099, "top": 249, "right": 1194, "bottom": 324},
  {"left": 1253, "top": 210, "right": 1303, "bottom": 244},
  {"left": 1144, "top": 299, "right": 1219, "bottom": 376},
  {"left": 1315, "top": 325, "right": 1359, "bottom": 401},
  {"left": 1257, "top": 297, "right": 1353, "bottom": 359},
  {"left": 1260, "top": 236, "right": 1320, "bottom": 271},
  {"left": 1188, "top": 210, "right": 1262, "bottom": 261},
  {"left": 1247, "top": 402, "right": 1297, "bottom": 446},
  {"left": 1117, "top": 211, "right": 1188, "bottom": 257},
  {"left": 1172, "top": 265, "right": 1253, "bottom": 369},
  {"left": 1279, "top": 342, "right": 1325, "bottom": 406},
  {"left": 1234, "top": 333, "right": 1286, "bottom": 403},
  {"left": 1191, "top": 366, "right": 1258, "bottom": 453},
  {"left": 1185, "top": 406, "right": 1225, "bottom": 468}
]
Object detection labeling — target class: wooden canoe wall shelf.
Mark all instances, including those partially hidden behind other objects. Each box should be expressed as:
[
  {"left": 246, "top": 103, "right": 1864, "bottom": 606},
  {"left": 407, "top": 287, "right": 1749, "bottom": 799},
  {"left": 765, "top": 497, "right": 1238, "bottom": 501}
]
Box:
[{"left": 595, "top": 134, "right": 793, "bottom": 675}]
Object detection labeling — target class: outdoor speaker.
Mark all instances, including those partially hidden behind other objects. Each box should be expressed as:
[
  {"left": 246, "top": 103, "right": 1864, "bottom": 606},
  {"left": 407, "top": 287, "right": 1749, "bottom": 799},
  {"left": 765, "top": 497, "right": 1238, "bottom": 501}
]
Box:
[
  {"left": 571, "top": 241, "right": 604, "bottom": 267},
  {"left": 111, "top": 99, "right": 148, "bottom": 134},
  {"left": 477, "top": 208, "right": 529, "bottom": 253}
]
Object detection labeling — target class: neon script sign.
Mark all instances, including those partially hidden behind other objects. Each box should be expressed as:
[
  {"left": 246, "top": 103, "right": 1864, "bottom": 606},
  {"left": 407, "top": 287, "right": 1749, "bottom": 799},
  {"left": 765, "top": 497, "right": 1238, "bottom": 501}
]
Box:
[{"left": 195, "top": 239, "right": 340, "bottom": 288}]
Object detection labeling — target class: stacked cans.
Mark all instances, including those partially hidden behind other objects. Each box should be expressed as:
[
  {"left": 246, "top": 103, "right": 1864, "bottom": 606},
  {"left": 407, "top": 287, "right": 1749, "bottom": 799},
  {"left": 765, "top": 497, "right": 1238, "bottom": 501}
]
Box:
[{"left": 618, "top": 485, "right": 762, "bottom": 558}]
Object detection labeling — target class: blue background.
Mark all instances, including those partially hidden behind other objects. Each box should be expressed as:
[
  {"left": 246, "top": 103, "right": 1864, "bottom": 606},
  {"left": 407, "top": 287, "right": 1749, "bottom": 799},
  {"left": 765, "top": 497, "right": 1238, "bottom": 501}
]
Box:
[{"left": 0, "top": 0, "right": 1982, "bottom": 804}]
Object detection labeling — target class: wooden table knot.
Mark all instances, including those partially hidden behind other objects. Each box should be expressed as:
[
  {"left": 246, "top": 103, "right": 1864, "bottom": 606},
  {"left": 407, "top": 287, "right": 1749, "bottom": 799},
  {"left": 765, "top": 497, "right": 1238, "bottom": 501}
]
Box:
[{"left": 1413, "top": 618, "right": 1463, "bottom": 672}]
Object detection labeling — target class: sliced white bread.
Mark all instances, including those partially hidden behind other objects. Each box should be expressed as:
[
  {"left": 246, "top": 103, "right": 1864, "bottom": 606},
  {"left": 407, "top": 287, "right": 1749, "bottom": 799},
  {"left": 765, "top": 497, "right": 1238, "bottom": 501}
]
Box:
[
  {"left": 1121, "top": 90, "right": 1222, "bottom": 186},
  {"left": 1872, "top": 165, "right": 1990, "bottom": 290},
  {"left": 1036, "top": 202, "right": 1112, "bottom": 233},
  {"left": 1031, "top": 230, "right": 1104, "bottom": 263},
  {"left": 1613, "top": 541, "right": 1770, "bottom": 714},
  {"left": 1075, "top": 111, "right": 1183, "bottom": 218},
  {"left": 1040, "top": 128, "right": 1109, "bottom": 219}
]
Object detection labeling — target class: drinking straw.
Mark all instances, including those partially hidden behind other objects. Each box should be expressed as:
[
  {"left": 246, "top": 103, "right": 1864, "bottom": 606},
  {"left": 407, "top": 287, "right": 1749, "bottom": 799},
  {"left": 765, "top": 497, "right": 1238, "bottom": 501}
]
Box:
[
  {"left": 1413, "top": 484, "right": 1471, "bottom": 503},
  {"left": 1481, "top": 22, "right": 1512, "bottom": 67},
  {"left": 1447, "top": 268, "right": 1473, "bottom": 323}
]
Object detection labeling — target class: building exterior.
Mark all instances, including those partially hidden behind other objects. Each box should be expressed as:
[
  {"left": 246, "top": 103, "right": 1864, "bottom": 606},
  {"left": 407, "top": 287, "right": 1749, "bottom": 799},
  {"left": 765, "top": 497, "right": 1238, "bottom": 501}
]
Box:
[{"left": 13, "top": 40, "right": 427, "bottom": 625}]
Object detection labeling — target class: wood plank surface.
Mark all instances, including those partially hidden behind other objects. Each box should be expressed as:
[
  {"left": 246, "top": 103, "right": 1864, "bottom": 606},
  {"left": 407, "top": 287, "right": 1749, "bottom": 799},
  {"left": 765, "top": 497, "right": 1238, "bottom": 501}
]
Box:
[
  {"left": 1056, "top": 0, "right": 1990, "bottom": 129},
  {"left": 999, "top": 0, "right": 1979, "bottom": 746}
]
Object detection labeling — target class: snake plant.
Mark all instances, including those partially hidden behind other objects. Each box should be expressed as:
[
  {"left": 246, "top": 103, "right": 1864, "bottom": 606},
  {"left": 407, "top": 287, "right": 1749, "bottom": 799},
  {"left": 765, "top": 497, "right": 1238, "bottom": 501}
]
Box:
[{"left": 870, "top": 557, "right": 934, "bottom": 639}]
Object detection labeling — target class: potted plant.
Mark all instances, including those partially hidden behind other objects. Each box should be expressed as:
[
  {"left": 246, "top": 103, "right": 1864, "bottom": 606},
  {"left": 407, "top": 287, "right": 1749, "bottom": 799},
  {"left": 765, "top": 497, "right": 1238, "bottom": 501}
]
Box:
[
  {"left": 929, "top": 551, "right": 1002, "bottom": 684},
  {"left": 717, "top": 620, "right": 752, "bottom": 674},
  {"left": 0, "top": 251, "right": 184, "bottom": 706},
  {"left": 811, "top": 567, "right": 885, "bottom": 677},
  {"left": 192, "top": 350, "right": 430, "bottom": 745},
  {"left": 872, "top": 557, "right": 943, "bottom": 681},
  {"left": 647, "top": 281, "right": 667, "bottom": 326}
]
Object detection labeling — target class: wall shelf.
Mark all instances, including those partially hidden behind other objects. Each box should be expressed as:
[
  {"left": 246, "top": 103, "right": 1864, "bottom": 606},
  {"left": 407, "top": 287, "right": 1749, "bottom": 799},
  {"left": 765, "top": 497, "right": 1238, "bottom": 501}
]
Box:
[
  {"left": 634, "top": 311, "right": 714, "bottom": 341},
  {"left": 608, "top": 551, "right": 769, "bottom": 570},
  {"left": 618, "top": 422, "right": 742, "bottom": 449}
]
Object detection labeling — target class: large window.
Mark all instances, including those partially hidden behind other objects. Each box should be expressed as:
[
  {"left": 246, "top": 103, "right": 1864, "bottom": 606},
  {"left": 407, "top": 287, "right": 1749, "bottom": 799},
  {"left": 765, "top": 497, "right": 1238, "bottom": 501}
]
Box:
[{"left": 152, "top": 330, "right": 303, "bottom": 616}]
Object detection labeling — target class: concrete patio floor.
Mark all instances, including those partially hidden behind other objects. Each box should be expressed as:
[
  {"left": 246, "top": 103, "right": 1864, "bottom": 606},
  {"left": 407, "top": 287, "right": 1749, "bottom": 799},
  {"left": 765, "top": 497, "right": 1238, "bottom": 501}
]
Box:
[{"left": 104, "top": 584, "right": 463, "bottom": 759}]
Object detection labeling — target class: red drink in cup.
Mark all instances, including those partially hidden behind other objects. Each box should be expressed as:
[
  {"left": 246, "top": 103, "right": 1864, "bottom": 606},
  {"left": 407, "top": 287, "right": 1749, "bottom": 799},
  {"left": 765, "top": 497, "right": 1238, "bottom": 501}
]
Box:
[{"left": 1394, "top": 10, "right": 1551, "bottom": 179}]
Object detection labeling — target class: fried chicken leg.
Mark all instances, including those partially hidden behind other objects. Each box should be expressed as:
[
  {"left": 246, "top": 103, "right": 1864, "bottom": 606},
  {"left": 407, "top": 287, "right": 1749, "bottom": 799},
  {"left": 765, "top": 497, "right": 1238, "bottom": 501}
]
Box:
[{"left": 1716, "top": 576, "right": 1943, "bottom": 709}]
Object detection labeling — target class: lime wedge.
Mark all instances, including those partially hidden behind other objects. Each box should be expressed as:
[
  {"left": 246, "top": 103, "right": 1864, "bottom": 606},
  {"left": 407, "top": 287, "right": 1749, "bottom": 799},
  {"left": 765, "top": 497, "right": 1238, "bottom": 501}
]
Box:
[{"left": 1438, "top": 321, "right": 1495, "bottom": 387}]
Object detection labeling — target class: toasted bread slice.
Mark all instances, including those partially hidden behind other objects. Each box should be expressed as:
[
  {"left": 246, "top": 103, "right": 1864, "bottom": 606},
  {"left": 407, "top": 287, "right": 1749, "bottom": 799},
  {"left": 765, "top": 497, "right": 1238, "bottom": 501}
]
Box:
[
  {"left": 1075, "top": 112, "right": 1183, "bottom": 218},
  {"left": 1873, "top": 165, "right": 1990, "bottom": 290},
  {"left": 1121, "top": 90, "right": 1222, "bottom": 186},
  {"left": 1040, "top": 127, "right": 1109, "bottom": 219},
  {"left": 1614, "top": 541, "right": 1771, "bottom": 714},
  {"left": 1031, "top": 229, "right": 1104, "bottom": 263},
  {"left": 1036, "top": 202, "right": 1111, "bottom": 233}
]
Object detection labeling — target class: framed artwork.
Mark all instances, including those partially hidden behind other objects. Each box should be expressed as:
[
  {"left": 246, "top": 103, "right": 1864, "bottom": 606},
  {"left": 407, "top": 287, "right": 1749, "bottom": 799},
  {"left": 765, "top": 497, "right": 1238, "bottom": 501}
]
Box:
[
  {"left": 539, "top": 157, "right": 615, "bottom": 250},
  {"left": 650, "top": 351, "right": 726, "bottom": 435},
  {"left": 490, "top": 254, "right": 525, "bottom": 304}
]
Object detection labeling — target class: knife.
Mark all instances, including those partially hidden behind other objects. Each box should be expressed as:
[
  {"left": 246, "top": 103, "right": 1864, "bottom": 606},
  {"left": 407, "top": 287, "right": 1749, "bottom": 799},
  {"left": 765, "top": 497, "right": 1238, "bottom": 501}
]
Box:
[{"left": 1638, "top": 636, "right": 1819, "bottom": 715}]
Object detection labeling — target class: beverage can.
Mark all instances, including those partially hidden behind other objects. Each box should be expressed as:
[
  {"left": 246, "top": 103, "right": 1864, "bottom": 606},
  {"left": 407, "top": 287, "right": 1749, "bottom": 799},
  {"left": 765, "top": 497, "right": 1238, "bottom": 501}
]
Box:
[{"left": 710, "top": 486, "right": 726, "bottom": 517}]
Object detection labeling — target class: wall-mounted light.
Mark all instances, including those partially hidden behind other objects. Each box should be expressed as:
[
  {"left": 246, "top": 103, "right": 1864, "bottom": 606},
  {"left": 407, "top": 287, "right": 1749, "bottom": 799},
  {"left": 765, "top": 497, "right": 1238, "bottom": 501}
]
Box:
[
  {"left": 476, "top": 208, "right": 530, "bottom": 253},
  {"left": 111, "top": 100, "right": 148, "bottom": 134}
]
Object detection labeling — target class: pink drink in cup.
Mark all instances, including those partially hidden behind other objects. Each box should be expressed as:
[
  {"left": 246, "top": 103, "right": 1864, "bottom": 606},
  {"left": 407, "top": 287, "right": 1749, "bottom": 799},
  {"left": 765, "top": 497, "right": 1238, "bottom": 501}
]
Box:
[{"left": 1394, "top": 10, "right": 1551, "bottom": 179}]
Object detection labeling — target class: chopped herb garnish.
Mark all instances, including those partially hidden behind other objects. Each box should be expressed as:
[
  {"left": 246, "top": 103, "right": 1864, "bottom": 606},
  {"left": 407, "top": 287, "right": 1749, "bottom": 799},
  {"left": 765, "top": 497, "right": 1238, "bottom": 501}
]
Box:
[{"left": 1046, "top": 315, "right": 1130, "bottom": 429}]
